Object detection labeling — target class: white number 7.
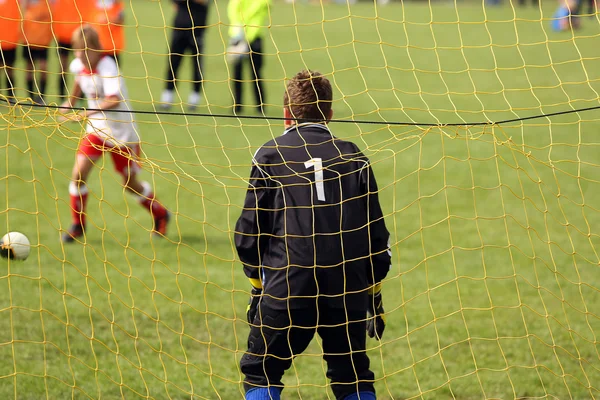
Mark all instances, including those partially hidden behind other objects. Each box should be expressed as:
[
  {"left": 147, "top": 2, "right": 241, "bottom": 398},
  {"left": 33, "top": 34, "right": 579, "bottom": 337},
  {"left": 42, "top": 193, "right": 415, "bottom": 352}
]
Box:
[{"left": 304, "top": 158, "right": 326, "bottom": 201}]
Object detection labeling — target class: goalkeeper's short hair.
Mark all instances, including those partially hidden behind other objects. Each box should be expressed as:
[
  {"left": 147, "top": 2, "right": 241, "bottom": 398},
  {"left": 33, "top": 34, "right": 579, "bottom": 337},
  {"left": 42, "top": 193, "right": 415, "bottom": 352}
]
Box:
[{"left": 283, "top": 70, "right": 333, "bottom": 123}]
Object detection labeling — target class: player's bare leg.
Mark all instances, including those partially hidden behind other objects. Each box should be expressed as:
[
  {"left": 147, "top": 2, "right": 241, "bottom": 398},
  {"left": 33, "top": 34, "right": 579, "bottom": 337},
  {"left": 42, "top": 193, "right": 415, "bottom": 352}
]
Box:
[
  {"left": 62, "top": 155, "right": 95, "bottom": 243},
  {"left": 123, "top": 172, "right": 170, "bottom": 237}
]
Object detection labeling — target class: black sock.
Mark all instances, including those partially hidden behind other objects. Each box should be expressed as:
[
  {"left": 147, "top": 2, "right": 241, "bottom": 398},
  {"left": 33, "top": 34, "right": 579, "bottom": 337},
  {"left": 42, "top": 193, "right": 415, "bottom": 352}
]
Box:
[
  {"left": 58, "top": 75, "right": 66, "bottom": 97},
  {"left": 7, "top": 76, "right": 15, "bottom": 98},
  {"left": 39, "top": 79, "right": 47, "bottom": 97}
]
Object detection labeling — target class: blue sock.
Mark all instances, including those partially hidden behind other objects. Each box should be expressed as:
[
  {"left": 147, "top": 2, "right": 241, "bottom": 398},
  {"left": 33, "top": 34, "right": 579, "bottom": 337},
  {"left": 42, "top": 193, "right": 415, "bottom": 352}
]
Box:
[
  {"left": 245, "top": 387, "right": 281, "bottom": 400},
  {"left": 343, "top": 392, "right": 376, "bottom": 400}
]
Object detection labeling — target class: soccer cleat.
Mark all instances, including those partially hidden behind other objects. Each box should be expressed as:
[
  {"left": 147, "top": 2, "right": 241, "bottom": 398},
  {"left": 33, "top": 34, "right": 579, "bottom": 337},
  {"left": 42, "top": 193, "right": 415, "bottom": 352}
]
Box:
[
  {"left": 32, "top": 95, "right": 45, "bottom": 105},
  {"left": 153, "top": 211, "right": 170, "bottom": 237},
  {"left": 187, "top": 91, "right": 201, "bottom": 111},
  {"left": 159, "top": 89, "right": 174, "bottom": 110},
  {"left": 61, "top": 223, "right": 85, "bottom": 243}
]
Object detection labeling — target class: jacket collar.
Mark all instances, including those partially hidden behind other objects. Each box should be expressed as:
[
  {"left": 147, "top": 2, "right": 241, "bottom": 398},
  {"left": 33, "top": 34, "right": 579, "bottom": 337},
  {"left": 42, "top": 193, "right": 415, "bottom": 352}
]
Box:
[{"left": 282, "top": 122, "right": 331, "bottom": 136}]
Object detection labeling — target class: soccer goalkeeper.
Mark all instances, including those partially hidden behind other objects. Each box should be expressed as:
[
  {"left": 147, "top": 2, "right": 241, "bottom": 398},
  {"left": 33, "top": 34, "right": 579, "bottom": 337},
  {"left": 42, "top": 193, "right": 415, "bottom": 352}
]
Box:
[{"left": 235, "top": 70, "right": 391, "bottom": 400}]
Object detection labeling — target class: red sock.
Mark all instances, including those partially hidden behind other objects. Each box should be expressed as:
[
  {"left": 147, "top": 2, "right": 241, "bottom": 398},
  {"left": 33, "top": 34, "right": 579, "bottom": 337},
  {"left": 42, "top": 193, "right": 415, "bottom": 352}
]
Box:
[
  {"left": 139, "top": 192, "right": 168, "bottom": 219},
  {"left": 136, "top": 182, "right": 167, "bottom": 219},
  {"left": 69, "top": 182, "right": 88, "bottom": 226}
]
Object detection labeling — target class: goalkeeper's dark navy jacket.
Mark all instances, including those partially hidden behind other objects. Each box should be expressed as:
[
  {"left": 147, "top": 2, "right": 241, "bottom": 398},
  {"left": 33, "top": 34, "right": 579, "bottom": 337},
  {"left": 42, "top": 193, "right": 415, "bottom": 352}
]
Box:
[
  {"left": 172, "top": 0, "right": 209, "bottom": 28},
  {"left": 234, "top": 123, "right": 391, "bottom": 311}
]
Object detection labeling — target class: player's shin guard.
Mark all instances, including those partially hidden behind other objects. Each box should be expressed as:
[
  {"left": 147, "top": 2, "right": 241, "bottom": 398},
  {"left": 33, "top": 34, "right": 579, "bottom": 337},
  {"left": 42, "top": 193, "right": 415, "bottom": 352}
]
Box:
[
  {"left": 136, "top": 181, "right": 168, "bottom": 219},
  {"left": 245, "top": 387, "right": 281, "bottom": 400},
  {"left": 69, "top": 181, "right": 88, "bottom": 226},
  {"left": 343, "top": 392, "right": 376, "bottom": 400}
]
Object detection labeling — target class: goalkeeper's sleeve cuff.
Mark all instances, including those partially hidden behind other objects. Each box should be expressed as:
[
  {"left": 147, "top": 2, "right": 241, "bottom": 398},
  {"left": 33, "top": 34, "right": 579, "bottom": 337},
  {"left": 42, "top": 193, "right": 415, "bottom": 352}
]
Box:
[
  {"left": 248, "top": 277, "right": 263, "bottom": 290},
  {"left": 368, "top": 282, "right": 382, "bottom": 295}
]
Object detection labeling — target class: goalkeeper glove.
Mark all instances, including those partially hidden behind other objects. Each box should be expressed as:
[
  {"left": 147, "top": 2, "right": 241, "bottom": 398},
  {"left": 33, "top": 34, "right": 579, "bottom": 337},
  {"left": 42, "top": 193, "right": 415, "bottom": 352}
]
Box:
[
  {"left": 367, "top": 291, "right": 386, "bottom": 340},
  {"left": 246, "top": 286, "right": 262, "bottom": 324}
]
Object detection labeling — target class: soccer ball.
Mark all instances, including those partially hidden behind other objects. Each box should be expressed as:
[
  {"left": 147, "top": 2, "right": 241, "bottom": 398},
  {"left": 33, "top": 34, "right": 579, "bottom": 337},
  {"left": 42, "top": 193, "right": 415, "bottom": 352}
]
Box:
[{"left": 0, "top": 232, "right": 31, "bottom": 261}]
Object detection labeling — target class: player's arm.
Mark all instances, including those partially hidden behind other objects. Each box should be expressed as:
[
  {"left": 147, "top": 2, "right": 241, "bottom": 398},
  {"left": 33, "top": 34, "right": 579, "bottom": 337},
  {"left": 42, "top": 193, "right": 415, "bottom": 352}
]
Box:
[
  {"left": 59, "top": 80, "right": 83, "bottom": 113},
  {"left": 235, "top": 156, "right": 270, "bottom": 324},
  {"left": 227, "top": 0, "right": 243, "bottom": 41},
  {"left": 359, "top": 155, "right": 391, "bottom": 340},
  {"left": 360, "top": 158, "right": 391, "bottom": 285},
  {"left": 234, "top": 156, "right": 270, "bottom": 289},
  {"left": 81, "top": 94, "right": 121, "bottom": 119}
]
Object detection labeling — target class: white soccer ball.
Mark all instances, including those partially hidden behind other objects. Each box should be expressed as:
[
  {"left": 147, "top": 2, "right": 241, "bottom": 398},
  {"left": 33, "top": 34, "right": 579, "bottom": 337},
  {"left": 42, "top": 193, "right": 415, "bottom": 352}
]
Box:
[{"left": 0, "top": 232, "right": 31, "bottom": 261}]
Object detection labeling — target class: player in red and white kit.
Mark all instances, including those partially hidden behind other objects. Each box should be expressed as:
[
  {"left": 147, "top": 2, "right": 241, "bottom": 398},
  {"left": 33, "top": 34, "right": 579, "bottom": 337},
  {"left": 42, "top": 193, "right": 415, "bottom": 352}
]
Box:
[{"left": 60, "top": 24, "right": 170, "bottom": 243}]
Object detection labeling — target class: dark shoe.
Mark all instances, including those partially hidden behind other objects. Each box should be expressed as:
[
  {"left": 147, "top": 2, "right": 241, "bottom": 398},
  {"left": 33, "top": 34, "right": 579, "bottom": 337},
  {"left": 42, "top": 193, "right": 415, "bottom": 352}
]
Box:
[
  {"left": 153, "top": 211, "right": 170, "bottom": 237},
  {"left": 62, "top": 223, "right": 85, "bottom": 243},
  {"left": 2, "top": 96, "right": 16, "bottom": 106},
  {"left": 32, "top": 95, "right": 45, "bottom": 105},
  {"left": 233, "top": 105, "right": 243, "bottom": 115}
]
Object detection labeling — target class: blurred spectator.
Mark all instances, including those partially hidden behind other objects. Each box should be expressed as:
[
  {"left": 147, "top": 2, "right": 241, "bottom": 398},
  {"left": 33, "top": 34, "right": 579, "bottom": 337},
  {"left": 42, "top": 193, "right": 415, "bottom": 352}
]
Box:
[
  {"left": 552, "top": 0, "right": 580, "bottom": 31},
  {"left": 575, "top": 0, "right": 596, "bottom": 15},
  {"left": 518, "top": 0, "right": 539, "bottom": 6},
  {"left": 94, "top": 0, "right": 125, "bottom": 64},
  {"left": 160, "top": 0, "right": 210, "bottom": 111},
  {"left": 227, "top": 0, "right": 271, "bottom": 115},
  {"left": 52, "top": 0, "right": 94, "bottom": 99},
  {"left": 0, "top": 0, "right": 20, "bottom": 103},
  {"left": 22, "top": 0, "right": 54, "bottom": 104}
]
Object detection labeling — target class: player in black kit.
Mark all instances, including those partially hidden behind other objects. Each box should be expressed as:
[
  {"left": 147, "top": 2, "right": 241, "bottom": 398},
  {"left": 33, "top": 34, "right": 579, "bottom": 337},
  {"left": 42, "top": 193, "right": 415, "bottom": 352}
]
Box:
[
  {"left": 234, "top": 70, "right": 392, "bottom": 400},
  {"left": 160, "top": 0, "right": 209, "bottom": 110}
]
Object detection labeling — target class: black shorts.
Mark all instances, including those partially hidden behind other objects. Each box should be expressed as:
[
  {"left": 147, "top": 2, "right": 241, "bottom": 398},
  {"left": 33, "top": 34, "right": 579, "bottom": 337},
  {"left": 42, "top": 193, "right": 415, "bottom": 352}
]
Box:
[
  {"left": 57, "top": 41, "right": 71, "bottom": 58},
  {"left": 240, "top": 303, "right": 375, "bottom": 400},
  {"left": 0, "top": 48, "right": 16, "bottom": 66},
  {"left": 22, "top": 46, "right": 49, "bottom": 62}
]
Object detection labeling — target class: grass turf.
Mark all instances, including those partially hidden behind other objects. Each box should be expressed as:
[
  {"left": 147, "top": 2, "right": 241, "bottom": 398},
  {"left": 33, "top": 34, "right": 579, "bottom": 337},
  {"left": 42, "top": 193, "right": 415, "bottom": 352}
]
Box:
[{"left": 1, "top": 0, "right": 600, "bottom": 398}]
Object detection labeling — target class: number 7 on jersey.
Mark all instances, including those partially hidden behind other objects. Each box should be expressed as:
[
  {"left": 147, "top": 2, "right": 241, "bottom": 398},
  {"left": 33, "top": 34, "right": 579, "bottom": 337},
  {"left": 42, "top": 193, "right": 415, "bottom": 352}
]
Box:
[{"left": 304, "top": 158, "right": 326, "bottom": 201}]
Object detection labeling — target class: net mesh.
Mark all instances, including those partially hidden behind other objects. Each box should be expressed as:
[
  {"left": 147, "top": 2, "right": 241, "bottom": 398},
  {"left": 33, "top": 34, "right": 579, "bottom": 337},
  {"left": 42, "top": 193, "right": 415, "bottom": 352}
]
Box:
[{"left": 1, "top": 0, "right": 600, "bottom": 398}]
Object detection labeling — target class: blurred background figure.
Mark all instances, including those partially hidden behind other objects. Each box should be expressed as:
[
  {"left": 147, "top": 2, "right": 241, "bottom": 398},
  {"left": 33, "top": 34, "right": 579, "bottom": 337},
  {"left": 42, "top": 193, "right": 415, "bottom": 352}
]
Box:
[
  {"left": 52, "top": 0, "right": 94, "bottom": 99},
  {"left": 518, "top": 0, "right": 539, "bottom": 6},
  {"left": 22, "top": 0, "right": 54, "bottom": 104},
  {"left": 0, "top": 0, "right": 20, "bottom": 103},
  {"left": 227, "top": 0, "right": 271, "bottom": 115},
  {"left": 552, "top": 0, "right": 581, "bottom": 31},
  {"left": 575, "top": 0, "right": 596, "bottom": 16},
  {"left": 93, "top": 0, "right": 125, "bottom": 64},
  {"left": 160, "top": 0, "right": 210, "bottom": 111}
]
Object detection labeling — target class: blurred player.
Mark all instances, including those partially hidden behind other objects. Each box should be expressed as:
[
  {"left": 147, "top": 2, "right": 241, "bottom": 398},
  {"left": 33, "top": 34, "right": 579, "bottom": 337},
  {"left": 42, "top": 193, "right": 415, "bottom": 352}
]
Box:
[
  {"left": 93, "top": 0, "right": 125, "bottom": 63},
  {"left": 52, "top": 0, "right": 94, "bottom": 99},
  {"left": 22, "top": 0, "right": 54, "bottom": 104},
  {"left": 0, "top": 0, "right": 21, "bottom": 103},
  {"left": 59, "top": 25, "right": 170, "bottom": 243},
  {"left": 227, "top": 0, "right": 270, "bottom": 115},
  {"left": 235, "top": 70, "right": 391, "bottom": 400},
  {"left": 552, "top": 0, "right": 581, "bottom": 31},
  {"left": 160, "top": 0, "right": 210, "bottom": 111}
]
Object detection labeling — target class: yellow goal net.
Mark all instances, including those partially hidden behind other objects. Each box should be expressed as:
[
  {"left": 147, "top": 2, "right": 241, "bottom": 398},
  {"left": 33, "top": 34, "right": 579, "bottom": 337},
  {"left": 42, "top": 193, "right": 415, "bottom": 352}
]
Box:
[{"left": 1, "top": 0, "right": 600, "bottom": 398}]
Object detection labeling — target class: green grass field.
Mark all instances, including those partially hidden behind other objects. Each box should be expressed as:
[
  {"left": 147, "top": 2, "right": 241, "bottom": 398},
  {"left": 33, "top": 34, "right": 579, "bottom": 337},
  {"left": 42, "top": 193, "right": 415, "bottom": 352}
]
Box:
[{"left": 2, "top": 0, "right": 600, "bottom": 398}]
